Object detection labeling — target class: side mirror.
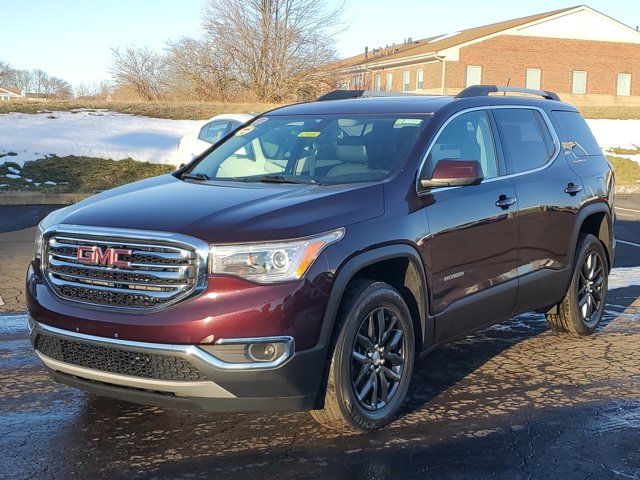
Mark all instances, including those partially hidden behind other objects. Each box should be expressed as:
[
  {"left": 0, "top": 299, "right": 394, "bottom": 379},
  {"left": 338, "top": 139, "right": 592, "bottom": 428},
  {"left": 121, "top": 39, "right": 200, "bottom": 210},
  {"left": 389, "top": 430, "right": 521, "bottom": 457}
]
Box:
[{"left": 420, "top": 159, "right": 484, "bottom": 189}]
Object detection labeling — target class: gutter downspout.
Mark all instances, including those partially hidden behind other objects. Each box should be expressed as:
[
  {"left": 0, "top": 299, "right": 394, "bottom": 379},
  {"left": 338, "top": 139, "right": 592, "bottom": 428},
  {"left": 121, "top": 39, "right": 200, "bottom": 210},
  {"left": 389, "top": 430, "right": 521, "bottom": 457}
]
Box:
[{"left": 436, "top": 55, "right": 446, "bottom": 95}]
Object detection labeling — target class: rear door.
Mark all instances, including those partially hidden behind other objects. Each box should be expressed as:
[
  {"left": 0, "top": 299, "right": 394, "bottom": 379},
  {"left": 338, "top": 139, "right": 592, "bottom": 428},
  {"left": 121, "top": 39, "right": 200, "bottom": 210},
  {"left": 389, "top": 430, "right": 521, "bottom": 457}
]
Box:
[
  {"left": 551, "top": 110, "right": 613, "bottom": 200},
  {"left": 421, "top": 109, "right": 519, "bottom": 342},
  {"left": 492, "top": 107, "right": 584, "bottom": 313}
]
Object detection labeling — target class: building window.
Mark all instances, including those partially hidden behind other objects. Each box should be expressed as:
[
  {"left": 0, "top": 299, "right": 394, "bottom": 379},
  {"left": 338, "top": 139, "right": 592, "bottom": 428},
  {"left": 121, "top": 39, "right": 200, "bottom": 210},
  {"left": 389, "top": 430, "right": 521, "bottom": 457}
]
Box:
[
  {"left": 374, "top": 75, "right": 381, "bottom": 92},
  {"left": 572, "top": 70, "right": 587, "bottom": 94},
  {"left": 466, "top": 65, "right": 482, "bottom": 87},
  {"left": 525, "top": 68, "right": 541, "bottom": 90},
  {"left": 617, "top": 73, "right": 631, "bottom": 96},
  {"left": 403, "top": 70, "right": 411, "bottom": 91},
  {"left": 417, "top": 69, "right": 424, "bottom": 90},
  {"left": 386, "top": 73, "right": 393, "bottom": 92}
]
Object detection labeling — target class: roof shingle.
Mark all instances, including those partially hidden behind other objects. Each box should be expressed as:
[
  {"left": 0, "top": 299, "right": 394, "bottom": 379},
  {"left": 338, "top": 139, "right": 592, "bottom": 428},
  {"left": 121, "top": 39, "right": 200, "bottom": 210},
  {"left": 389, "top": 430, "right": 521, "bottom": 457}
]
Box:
[{"left": 337, "top": 6, "right": 580, "bottom": 70}]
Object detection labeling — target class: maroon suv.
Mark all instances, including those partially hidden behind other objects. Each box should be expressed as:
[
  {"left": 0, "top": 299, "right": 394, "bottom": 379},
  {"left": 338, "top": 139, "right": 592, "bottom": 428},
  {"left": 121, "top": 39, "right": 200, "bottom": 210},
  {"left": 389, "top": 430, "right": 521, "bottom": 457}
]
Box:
[{"left": 27, "top": 86, "right": 615, "bottom": 432}]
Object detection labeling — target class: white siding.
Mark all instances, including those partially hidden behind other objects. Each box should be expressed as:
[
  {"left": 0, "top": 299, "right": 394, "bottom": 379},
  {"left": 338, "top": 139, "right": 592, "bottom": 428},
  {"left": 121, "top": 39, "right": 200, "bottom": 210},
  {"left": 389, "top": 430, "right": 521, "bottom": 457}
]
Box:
[{"left": 513, "top": 8, "right": 640, "bottom": 43}]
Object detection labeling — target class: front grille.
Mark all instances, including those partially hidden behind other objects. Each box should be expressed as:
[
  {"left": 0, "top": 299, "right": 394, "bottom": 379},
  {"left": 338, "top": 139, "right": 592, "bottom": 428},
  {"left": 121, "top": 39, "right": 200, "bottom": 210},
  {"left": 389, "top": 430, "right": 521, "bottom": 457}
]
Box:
[
  {"left": 43, "top": 229, "right": 204, "bottom": 311},
  {"left": 35, "top": 333, "right": 208, "bottom": 382}
]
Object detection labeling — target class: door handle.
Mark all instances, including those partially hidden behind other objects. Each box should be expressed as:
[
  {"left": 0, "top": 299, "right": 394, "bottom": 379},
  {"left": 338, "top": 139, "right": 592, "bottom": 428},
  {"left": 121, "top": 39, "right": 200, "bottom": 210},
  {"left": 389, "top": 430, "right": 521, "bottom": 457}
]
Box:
[
  {"left": 495, "top": 195, "right": 517, "bottom": 210},
  {"left": 564, "top": 183, "right": 582, "bottom": 196}
]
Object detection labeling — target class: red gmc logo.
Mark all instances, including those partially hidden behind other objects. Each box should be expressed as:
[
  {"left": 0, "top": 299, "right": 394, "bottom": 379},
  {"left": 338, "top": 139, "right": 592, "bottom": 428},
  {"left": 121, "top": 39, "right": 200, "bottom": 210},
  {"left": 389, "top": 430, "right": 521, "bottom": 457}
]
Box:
[{"left": 77, "top": 246, "right": 132, "bottom": 268}]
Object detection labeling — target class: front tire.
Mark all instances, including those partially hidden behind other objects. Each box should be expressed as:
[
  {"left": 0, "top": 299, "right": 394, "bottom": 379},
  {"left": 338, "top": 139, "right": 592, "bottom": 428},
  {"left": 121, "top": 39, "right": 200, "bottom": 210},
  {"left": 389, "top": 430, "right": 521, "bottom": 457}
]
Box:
[
  {"left": 310, "top": 279, "right": 415, "bottom": 433},
  {"left": 546, "top": 234, "right": 608, "bottom": 336}
]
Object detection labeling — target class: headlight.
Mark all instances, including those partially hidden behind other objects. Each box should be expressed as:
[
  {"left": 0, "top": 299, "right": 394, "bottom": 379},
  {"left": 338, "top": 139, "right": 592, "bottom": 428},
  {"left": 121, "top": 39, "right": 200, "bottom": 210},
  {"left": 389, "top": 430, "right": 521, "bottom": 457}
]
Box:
[
  {"left": 34, "top": 223, "right": 44, "bottom": 259},
  {"left": 209, "top": 228, "right": 344, "bottom": 283}
]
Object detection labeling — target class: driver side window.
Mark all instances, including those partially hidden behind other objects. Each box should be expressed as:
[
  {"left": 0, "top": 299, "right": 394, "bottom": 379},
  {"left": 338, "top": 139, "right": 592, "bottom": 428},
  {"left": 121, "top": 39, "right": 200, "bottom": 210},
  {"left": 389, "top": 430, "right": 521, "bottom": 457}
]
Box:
[{"left": 427, "top": 110, "right": 498, "bottom": 179}]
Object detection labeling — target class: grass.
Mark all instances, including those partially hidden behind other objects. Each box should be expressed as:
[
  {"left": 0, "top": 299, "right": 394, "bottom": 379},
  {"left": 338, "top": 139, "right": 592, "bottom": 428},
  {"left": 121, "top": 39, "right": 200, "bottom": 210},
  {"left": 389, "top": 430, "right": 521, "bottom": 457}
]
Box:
[
  {"left": 4, "top": 99, "right": 640, "bottom": 120},
  {"left": 0, "top": 156, "right": 174, "bottom": 193},
  {"left": 606, "top": 146, "right": 640, "bottom": 156},
  {"left": 580, "top": 106, "right": 640, "bottom": 120},
  {"left": 0, "top": 100, "right": 278, "bottom": 120},
  {"left": 607, "top": 155, "right": 640, "bottom": 185}
]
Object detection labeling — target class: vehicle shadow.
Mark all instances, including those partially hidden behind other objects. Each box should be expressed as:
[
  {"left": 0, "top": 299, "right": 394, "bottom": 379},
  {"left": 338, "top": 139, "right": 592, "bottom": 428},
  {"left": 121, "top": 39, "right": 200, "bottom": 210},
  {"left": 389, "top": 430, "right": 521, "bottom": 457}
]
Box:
[{"left": 110, "top": 400, "right": 640, "bottom": 479}]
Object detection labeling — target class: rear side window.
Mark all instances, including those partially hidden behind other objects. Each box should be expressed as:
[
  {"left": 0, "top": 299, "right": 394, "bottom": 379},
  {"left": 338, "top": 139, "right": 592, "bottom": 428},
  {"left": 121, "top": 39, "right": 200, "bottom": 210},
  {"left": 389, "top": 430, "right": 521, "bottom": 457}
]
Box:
[
  {"left": 551, "top": 110, "right": 601, "bottom": 156},
  {"left": 493, "top": 108, "right": 549, "bottom": 174}
]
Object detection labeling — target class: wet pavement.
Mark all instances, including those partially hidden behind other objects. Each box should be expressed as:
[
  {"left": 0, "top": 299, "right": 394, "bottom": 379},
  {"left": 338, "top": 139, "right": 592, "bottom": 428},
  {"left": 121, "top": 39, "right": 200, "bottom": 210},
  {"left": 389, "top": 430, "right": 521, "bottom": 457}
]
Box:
[{"left": 1, "top": 198, "right": 640, "bottom": 479}]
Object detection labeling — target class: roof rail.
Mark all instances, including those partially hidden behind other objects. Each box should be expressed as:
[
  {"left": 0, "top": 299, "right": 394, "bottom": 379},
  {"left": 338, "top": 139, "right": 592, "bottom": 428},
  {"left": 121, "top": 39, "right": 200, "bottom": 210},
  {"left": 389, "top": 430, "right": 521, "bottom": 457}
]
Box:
[
  {"left": 455, "top": 85, "right": 561, "bottom": 101},
  {"left": 315, "top": 89, "right": 423, "bottom": 101}
]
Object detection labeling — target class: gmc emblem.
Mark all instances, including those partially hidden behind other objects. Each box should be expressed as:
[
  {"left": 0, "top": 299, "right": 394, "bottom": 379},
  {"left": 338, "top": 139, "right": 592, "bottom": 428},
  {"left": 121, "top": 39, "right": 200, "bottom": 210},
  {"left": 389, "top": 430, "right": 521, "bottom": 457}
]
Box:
[{"left": 77, "top": 246, "right": 132, "bottom": 268}]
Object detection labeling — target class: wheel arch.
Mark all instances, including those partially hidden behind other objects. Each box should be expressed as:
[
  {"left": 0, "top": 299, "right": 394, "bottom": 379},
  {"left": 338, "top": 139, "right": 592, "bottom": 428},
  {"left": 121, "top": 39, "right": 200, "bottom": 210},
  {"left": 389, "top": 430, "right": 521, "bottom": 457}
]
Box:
[
  {"left": 569, "top": 204, "right": 614, "bottom": 272},
  {"left": 319, "top": 244, "right": 431, "bottom": 353}
]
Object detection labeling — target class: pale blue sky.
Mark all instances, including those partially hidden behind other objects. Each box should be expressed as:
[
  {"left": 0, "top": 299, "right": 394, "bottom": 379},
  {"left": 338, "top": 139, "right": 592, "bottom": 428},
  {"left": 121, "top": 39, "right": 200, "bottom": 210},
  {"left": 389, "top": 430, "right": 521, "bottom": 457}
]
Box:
[{"left": 1, "top": 0, "right": 639, "bottom": 86}]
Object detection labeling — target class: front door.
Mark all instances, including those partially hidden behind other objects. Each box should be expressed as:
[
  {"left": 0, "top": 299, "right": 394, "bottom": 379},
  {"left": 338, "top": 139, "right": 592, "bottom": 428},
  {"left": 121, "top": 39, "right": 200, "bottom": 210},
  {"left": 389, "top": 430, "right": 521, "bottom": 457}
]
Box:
[{"left": 419, "top": 109, "right": 519, "bottom": 342}]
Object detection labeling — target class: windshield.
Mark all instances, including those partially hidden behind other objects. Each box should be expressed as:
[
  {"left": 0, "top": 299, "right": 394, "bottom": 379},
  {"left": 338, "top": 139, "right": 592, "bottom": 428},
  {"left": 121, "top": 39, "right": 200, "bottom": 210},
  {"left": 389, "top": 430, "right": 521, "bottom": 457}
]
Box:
[{"left": 187, "top": 114, "right": 429, "bottom": 185}]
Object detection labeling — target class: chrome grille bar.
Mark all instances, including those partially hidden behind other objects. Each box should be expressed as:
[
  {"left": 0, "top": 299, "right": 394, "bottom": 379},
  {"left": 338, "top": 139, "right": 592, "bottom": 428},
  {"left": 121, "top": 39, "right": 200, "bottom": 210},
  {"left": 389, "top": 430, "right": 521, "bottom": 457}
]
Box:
[
  {"left": 47, "top": 257, "right": 193, "bottom": 280},
  {"left": 42, "top": 225, "right": 209, "bottom": 312}
]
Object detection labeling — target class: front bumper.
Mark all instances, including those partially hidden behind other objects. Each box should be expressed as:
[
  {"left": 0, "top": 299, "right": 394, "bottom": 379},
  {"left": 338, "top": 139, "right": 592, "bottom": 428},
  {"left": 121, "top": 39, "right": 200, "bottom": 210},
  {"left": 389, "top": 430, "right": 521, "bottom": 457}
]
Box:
[{"left": 29, "top": 319, "right": 327, "bottom": 412}]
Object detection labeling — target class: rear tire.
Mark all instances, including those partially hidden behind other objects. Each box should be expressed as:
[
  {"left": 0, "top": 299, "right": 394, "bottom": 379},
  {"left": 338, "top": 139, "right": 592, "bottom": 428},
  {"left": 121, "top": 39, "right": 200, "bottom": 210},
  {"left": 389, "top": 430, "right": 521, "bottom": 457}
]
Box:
[
  {"left": 310, "top": 279, "right": 415, "bottom": 433},
  {"left": 546, "top": 234, "right": 608, "bottom": 336}
]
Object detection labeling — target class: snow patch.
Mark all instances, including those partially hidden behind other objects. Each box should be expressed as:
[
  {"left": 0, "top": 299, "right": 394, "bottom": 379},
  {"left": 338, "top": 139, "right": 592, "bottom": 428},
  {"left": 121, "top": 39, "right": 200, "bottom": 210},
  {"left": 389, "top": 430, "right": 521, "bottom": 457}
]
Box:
[
  {"left": 0, "top": 110, "right": 203, "bottom": 165},
  {"left": 608, "top": 267, "right": 640, "bottom": 290},
  {"left": 1, "top": 111, "right": 639, "bottom": 168},
  {"left": 5, "top": 173, "right": 21, "bottom": 179},
  {"left": 587, "top": 119, "right": 640, "bottom": 160}
]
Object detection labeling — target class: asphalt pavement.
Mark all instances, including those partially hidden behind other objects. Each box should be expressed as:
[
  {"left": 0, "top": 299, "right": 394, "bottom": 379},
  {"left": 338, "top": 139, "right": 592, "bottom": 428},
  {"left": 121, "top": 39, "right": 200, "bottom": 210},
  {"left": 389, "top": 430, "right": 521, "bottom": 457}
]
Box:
[{"left": 1, "top": 197, "right": 639, "bottom": 479}]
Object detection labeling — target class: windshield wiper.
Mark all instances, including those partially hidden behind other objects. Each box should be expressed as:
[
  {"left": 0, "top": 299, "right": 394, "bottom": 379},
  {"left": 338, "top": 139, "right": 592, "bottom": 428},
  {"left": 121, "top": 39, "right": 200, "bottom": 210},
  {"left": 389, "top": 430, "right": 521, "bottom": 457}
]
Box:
[
  {"left": 253, "top": 175, "right": 318, "bottom": 185},
  {"left": 182, "top": 172, "right": 210, "bottom": 181}
]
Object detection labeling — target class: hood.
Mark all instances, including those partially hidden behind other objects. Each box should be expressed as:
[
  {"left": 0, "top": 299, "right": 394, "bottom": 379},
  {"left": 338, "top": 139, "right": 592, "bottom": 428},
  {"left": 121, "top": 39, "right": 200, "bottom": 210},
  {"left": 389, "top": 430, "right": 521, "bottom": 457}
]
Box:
[{"left": 47, "top": 175, "right": 384, "bottom": 242}]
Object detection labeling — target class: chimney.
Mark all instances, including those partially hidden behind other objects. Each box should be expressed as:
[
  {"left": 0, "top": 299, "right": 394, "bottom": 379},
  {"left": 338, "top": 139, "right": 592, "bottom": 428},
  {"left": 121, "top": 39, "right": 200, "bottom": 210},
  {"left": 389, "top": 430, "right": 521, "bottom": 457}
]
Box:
[{"left": 365, "top": 46, "right": 369, "bottom": 58}]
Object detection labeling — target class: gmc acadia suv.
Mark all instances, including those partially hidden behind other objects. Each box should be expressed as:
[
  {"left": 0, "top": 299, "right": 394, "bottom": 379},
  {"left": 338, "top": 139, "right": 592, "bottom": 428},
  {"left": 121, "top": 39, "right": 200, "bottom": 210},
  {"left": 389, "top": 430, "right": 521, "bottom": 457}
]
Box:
[{"left": 27, "top": 85, "right": 615, "bottom": 432}]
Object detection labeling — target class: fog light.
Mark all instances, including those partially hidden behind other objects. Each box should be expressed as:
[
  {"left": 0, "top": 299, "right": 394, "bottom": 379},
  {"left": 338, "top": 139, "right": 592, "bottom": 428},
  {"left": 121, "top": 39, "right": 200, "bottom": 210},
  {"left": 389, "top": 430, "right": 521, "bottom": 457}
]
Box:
[
  {"left": 248, "top": 343, "right": 277, "bottom": 361},
  {"left": 198, "top": 336, "right": 293, "bottom": 368}
]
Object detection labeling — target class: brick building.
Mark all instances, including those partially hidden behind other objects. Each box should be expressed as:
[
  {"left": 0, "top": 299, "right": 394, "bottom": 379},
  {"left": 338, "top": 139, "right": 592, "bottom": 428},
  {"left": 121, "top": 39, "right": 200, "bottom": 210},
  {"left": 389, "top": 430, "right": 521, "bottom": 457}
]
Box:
[{"left": 336, "top": 6, "right": 640, "bottom": 105}]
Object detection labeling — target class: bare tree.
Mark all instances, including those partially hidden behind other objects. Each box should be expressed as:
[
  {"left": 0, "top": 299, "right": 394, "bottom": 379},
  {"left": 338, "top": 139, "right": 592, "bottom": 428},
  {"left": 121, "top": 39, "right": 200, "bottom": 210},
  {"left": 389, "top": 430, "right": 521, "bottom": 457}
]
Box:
[
  {"left": 11, "top": 69, "right": 32, "bottom": 94},
  {"left": 47, "top": 77, "right": 73, "bottom": 99},
  {"left": 110, "top": 46, "right": 167, "bottom": 101},
  {"left": 0, "top": 60, "right": 15, "bottom": 86},
  {"left": 165, "top": 37, "right": 237, "bottom": 101},
  {"left": 202, "top": 0, "right": 343, "bottom": 101},
  {"left": 75, "top": 81, "right": 113, "bottom": 100},
  {"left": 31, "top": 69, "right": 49, "bottom": 97}
]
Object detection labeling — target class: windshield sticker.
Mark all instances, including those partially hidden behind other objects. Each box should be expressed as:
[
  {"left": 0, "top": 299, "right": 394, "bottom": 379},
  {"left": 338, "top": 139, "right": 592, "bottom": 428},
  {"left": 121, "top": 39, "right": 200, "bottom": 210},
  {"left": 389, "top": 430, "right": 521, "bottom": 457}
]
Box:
[
  {"left": 252, "top": 117, "right": 269, "bottom": 126},
  {"left": 235, "top": 126, "right": 255, "bottom": 136},
  {"left": 297, "top": 131, "right": 321, "bottom": 138}
]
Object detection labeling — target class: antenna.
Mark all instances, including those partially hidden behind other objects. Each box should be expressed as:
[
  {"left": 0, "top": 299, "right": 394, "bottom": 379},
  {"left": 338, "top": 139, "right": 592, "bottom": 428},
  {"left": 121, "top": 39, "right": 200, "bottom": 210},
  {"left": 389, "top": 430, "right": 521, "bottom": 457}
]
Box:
[{"left": 504, "top": 78, "right": 511, "bottom": 96}]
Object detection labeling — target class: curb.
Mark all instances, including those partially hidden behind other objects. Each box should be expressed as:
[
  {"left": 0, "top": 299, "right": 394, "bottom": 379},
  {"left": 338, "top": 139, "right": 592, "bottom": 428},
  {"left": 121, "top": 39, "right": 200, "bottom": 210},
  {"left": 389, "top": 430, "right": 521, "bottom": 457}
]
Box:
[{"left": 0, "top": 192, "right": 93, "bottom": 206}]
